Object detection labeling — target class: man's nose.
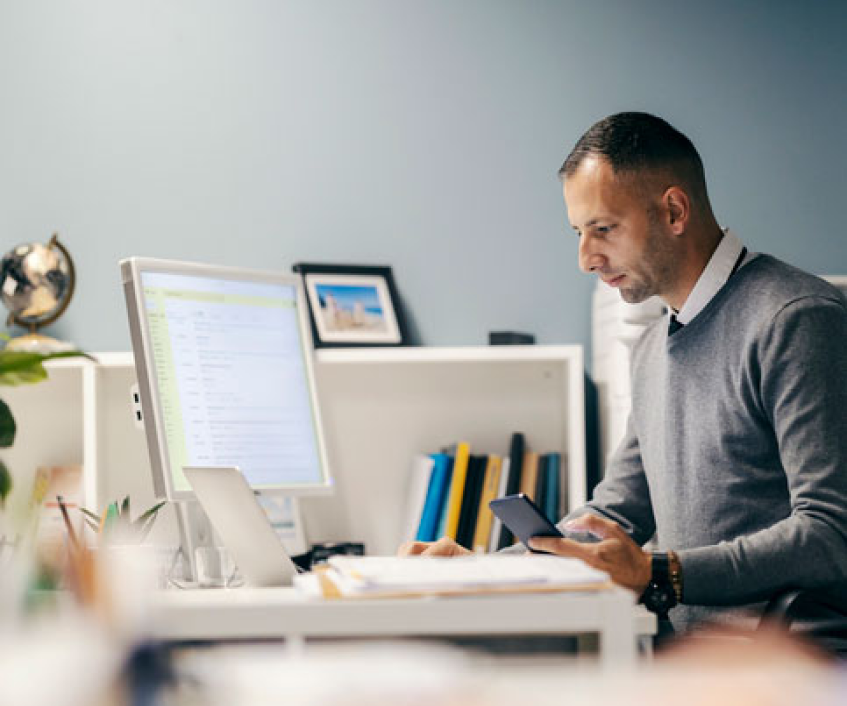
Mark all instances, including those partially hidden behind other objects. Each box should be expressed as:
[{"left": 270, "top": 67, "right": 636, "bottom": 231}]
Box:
[{"left": 578, "top": 236, "right": 605, "bottom": 273}]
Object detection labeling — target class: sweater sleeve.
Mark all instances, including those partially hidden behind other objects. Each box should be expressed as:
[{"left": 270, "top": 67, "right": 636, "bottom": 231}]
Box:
[
  {"left": 679, "top": 296, "right": 847, "bottom": 605},
  {"left": 561, "top": 412, "right": 657, "bottom": 546}
]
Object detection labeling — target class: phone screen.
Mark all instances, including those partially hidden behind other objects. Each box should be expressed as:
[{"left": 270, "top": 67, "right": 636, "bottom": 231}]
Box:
[{"left": 489, "top": 493, "right": 563, "bottom": 552}]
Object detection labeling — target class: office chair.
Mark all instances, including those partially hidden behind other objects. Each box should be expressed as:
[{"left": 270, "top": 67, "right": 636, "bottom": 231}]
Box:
[{"left": 758, "top": 588, "right": 847, "bottom": 658}]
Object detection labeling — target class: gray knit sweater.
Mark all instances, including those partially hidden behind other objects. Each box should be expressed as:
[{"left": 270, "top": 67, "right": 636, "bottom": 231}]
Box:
[{"left": 579, "top": 255, "right": 847, "bottom": 632}]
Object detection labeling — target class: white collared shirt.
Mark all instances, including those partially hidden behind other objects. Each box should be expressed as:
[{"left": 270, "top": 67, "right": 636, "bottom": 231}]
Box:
[{"left": 673, "top": 228, "right": 752, "bottom": 326}]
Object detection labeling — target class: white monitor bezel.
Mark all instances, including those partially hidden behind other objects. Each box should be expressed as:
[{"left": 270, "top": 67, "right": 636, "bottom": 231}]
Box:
[{"left": 121, "top": 256, "right": 333, "bottom": 501}]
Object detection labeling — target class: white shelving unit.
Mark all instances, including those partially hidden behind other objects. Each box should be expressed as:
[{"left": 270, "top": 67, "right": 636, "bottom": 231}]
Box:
[
  {"left": 3, "top": 352, "right": 179, "bottom": 543},
  {"left": 3, "top": 346, "right": 586, "bottom": 556},
  {"left": 304, "top": 345, "right": 585, "bottom": 554}
]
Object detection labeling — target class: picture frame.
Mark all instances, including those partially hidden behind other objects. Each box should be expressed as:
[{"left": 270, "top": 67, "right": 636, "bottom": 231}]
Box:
[{"left": 292, "top": 263, "right": 410, "bottom": 348}]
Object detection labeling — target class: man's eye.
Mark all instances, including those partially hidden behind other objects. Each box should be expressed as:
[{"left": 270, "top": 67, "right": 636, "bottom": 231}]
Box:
[{"left": 595, "top": 225, "right": 615, "bottom": 235}]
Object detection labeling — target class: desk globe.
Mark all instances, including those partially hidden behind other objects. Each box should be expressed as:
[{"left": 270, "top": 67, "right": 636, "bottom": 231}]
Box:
[{"left": 0, "top": 234, "right": 76, "bottom": 353}]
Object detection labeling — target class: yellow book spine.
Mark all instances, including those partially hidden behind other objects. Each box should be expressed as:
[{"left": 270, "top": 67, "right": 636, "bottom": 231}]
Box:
[
  {"left": 472, "top": 455, "right": 502, "bottom": 552},
  {"left": 444, "top": 442, "right": 471, "bottom": 540}
]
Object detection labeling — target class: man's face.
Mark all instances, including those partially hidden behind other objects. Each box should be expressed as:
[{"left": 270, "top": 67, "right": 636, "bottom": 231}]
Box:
[{"left": 564, "top": 156, "right": 677, "bottom": 304}]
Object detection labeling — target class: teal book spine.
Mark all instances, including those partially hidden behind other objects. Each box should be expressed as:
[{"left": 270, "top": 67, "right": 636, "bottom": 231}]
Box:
[{"left": 543, "top": 452, "right": 561, "bottom": 523}]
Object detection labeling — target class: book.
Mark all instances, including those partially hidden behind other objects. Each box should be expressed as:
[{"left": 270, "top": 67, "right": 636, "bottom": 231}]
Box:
[
  {"left": 543, "top": 452, "right": 562, "bottom": 523},
  {"left": 456, "top": 455, "right": 487, "bottom": 549},
  {"left": 535, "top": 453, "right": 549, "bottom": 516},
  {"left": 472, "top": 455, "right": 502, "bottom": 553},
  {"left": 497, "top": 433, "right": 525, "bottom": 550},
  {"left": 317, "top": 554, "right": 611, "bottom": 598},
  {"left": 443, "top": 442, "right": 471, "bottom": 540},
  {"left": 402, "top": 455, "right": 436, "bottom": 543},
  {"left": 417, "top": 453, "right": 453, "bottom": 541},
  {"left": 488, "top": 456, "right": 511, "bottom": 553},
  {"left": 519, "top": 451, "right": 539, "bottom": 501},
  {"left": 435, "top": 455, "right": 454, "bottom": 539}
]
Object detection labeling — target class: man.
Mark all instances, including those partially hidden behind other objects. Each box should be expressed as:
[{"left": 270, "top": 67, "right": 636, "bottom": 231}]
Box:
[{"left": 401, "top": 112, "right": 847, "bottom": 635}]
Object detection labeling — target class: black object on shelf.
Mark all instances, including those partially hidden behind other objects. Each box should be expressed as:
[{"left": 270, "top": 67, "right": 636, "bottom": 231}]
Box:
[
  {"left": 489, "top": 331, "right": 535, "bottom": 345},
  {"left": 302, "top": 541, "right": 366, "bottom": 569}
]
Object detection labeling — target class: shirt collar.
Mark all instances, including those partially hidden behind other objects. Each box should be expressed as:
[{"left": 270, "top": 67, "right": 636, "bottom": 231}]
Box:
[{"left": 673, "top": 228, "right": 745, "bottom": 326}]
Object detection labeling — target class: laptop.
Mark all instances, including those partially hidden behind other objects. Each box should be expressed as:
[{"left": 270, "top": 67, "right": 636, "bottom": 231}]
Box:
[{"left": 183, "top": 466, "right": 299, "bottom": 587}]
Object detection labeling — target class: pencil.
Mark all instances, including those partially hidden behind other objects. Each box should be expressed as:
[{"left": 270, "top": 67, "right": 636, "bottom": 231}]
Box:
[{"left": 56, "top": 494, "right": 80, "bottom": 552}]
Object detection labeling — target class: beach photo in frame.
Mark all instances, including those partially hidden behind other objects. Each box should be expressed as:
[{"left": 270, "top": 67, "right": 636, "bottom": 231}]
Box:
[{"left": 292, "top": 263, "right": 409, "bottom": 348}]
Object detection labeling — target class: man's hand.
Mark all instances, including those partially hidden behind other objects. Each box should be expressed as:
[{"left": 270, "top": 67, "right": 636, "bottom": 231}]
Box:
[
  {"left": 528, "top": 514, "right": 651, "bottom": 594},
  {"left": 397, "top": 536, "right": 472, "bottom": 557}
]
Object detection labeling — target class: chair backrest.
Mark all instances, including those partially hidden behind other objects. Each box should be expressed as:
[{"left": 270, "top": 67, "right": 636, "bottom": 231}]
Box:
[{"left": 759, "top": 588, "right": 847, "bottom": 658}]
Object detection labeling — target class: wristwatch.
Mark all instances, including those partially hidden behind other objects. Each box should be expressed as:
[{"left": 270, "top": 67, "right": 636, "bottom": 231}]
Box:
[{"left": 640, "top": 552, "right": 678, "bottom": 617}]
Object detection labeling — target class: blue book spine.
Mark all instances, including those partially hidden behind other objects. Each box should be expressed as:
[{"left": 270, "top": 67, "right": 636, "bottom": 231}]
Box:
[
  {"left": 544, "top": 452, "right": 561, "bottom": 523},
  {"left": 433, "top": 454, "right": 455, "bottom": 539},
  {"left": 417, "top": 453, "right": 453, "bottom": 541}
]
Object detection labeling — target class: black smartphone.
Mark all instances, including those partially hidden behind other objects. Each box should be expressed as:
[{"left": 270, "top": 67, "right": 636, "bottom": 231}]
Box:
[{"left": 489, "top": 493, "right": 563, "bottom": 552}]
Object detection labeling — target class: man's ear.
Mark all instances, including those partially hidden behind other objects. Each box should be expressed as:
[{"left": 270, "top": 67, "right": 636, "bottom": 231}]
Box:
[{"left": 664, "top": 186, "right": 690, "bottom": 235}]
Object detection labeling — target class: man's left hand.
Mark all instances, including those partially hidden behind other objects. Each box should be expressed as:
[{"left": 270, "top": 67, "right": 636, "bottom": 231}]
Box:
[{"left": 528, "top": 514, "right": 652, "bottom": 594}]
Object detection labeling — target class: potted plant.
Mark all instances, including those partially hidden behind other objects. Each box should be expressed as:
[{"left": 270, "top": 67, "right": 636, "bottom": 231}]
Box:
[{"left": 81, "top": 496, "right": 166, "bottom": 545}]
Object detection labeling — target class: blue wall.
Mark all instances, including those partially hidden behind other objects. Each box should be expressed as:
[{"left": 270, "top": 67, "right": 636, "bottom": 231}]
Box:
[{"left": 1, "top": 0, "right": 845, "bottom": 353}]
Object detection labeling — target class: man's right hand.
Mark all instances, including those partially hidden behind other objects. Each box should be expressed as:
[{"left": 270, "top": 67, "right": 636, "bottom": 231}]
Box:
[{"left": 397, "top": 536, "right": 472, "bottom": 557}]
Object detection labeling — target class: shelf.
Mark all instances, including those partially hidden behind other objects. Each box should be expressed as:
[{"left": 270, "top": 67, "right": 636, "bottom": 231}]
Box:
[
  {"left": 5, "top": 346, "right": 586, "bottom": 556},
  {"left": 316, "top": 345, "right": 582, "bottom": 364}
]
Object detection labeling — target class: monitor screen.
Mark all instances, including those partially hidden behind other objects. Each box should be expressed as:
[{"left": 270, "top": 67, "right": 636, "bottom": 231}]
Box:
[{"left": 121, "top": 258, "right": 333, "bottom": 500}]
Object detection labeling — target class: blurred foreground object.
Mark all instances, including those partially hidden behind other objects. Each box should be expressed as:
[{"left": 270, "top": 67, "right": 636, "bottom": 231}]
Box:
[
  {"left": 0, "top": 233, "right": 76, "bottom": 353},
  {"left": 660, "top": 623, "right": 831, "bottom": 667},
  {"left": 0, "top": 613, "right": 121, "bottom": 706},
  {"left": 0, "top": 340, "right": 93, "bottom": 547}
]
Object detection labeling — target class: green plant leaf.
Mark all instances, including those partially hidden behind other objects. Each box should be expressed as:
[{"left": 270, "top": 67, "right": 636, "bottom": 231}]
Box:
[
  {"left": 80, "top": 507, "right": 102, "bottom": 523},
  {"left": 0, "top": 399, "right": 16, "bottom": 448},
  {"left": 0, "top": 459, "right": 12, "bottom": 503},
  {"left": 120, "top": 495, "right": 130, "bottom": 517},
  {"left": 0, "top": 354, "right": 48, "bottom": 386},
  {"left": 133, "top": 500, "right": 166, "bottom": 528},
  {"left": 0, "top": 350, "right": 96, "bottom": 387}
]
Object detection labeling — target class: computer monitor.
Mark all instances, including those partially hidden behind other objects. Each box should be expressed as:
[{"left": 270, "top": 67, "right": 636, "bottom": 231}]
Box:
[{"left": 121, "top": 257, "right": 333, "bottom": 502}]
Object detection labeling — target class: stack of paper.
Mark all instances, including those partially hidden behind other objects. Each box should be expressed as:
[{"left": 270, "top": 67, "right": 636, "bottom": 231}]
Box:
[{"left": 315, "top": 555, "right": 610, "bottom": 598}]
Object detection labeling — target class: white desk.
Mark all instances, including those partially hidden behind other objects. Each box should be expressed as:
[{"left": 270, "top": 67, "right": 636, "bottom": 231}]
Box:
[{"left": 147, "top": 586, "right": 655, "bottom": 668}]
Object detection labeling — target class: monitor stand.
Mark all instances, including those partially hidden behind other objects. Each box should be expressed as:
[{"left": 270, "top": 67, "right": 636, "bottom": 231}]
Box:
[
  {"left": 173, "top": 496, "right": 308, "bottom": 584},
  {"left": 174, "top": 500, "right": 217, "bottom": 584}
]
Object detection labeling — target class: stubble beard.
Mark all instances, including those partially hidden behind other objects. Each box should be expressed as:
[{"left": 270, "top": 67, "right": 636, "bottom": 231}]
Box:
[{"left": 619, "top": 218, "right": 677, "bottom": 304}]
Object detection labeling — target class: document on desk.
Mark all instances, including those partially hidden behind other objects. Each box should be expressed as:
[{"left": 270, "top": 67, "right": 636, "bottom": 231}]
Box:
[{"left": 310, "top": 555, "right": 611, "bottom": 599}]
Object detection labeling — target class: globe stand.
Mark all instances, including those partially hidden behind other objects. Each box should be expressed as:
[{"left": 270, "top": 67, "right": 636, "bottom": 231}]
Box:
[{"left": 5, "top": 332, "right": 76, "bottom": 354}]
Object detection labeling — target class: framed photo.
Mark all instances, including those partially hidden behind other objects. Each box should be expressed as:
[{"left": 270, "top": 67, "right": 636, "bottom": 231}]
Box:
[{"left": 292, "top": 263, "right": 409, "bottom": 348}]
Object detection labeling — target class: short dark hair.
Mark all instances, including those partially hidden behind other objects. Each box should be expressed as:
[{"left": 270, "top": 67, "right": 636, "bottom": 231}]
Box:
[{"left": 559, "top": 112, "right": 707, "bottom": 198}]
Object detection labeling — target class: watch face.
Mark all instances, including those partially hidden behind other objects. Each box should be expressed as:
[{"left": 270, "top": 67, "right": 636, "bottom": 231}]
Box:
[{"left": 643, "top": 581, "right": 676, "bottom": 616}]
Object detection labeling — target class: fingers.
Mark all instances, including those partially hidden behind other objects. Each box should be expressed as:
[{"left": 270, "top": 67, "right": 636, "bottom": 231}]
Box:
[
  {"left": 564, "top": 513, "right": 629, "bottom": 542},
  {"left": 397, "top": 541, "right": 431, "bottom": 556},
  {"left": 527, "top": 536, "right": 597, "bottom": 563},
  {"left": 397, "top": 537, "right": 471, "bottom": 557},
  {"left": 423, "top": 537, "right": 472, "bottom": 557}
]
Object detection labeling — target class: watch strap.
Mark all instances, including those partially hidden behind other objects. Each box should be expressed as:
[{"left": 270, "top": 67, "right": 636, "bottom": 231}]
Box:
[
  {"left": 639, "top": 551, "right": 678, "bottom": 617},
  {"left": 668, "top": 550, "right": 683, "bottom": 603}
]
